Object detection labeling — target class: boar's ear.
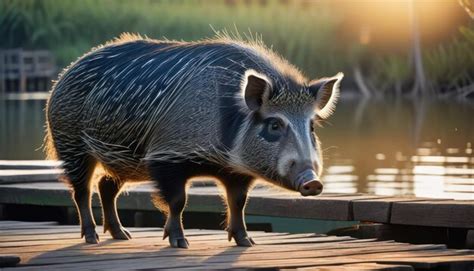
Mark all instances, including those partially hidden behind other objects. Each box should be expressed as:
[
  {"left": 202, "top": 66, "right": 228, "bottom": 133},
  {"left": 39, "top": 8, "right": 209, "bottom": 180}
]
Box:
[
  {"left": 309, "top": 72, "right": 343, "bottom": 119},
  {"left": 241, "top": 69, "right": 272, "bottom": 111}
]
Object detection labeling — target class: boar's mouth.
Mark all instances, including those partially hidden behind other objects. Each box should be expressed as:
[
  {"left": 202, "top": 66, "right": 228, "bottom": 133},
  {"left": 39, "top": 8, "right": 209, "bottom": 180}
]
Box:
[{"left": 294, "top": 169, "right": 323, "bottom": 196}]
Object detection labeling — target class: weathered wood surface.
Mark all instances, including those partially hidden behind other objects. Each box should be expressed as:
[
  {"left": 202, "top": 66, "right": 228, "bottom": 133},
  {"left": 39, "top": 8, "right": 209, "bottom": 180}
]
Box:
[
  {"left": 0, "top": 163, "right": 473, "bottom": 228},
  {"left": 0, "top": 221, "right": 472, "bottom": 270},
  {"left": 391, "top": 200, "right": 474, "bottom": 228},
  {"left": 0, "top": 169, "right": 62, "bottom": 184},
  {"left": 1, "top": 180, "right": 473, "bottom": 229},
  {"left": 0, "top": 160, "right": 61, "bottom": 170}
]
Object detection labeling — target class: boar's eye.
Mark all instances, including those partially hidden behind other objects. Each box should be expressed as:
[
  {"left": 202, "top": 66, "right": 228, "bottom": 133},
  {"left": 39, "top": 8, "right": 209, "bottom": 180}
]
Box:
[
  {"left": 260, "top": 117, "right": 285, "bottom": 142},
  {"left": 270, "top": 119, "right": 281, "bottom": 131}
]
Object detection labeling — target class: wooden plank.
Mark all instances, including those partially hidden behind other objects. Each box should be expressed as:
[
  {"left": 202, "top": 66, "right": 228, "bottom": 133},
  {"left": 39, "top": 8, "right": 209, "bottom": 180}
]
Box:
[
  {"left": 0, "top": 223, "right": 62, "bottom": 230},
  {"left": 391, "top": 200, "right": 474, "bottom": 228},
  {"left": 0, "top": 225, "right": 84, "bottom": 232},
  {"left": 1, "top": 239, "right": 379, "bottom": 255},
  {"left": 299, "top": 263, "right": 414, "bottom": 270},
  {"left": 191, "top": 249, "right": 468, "bottom": 264},
  {"left": 0, "top": 234, "right": 354, "bottom": 248},
  {"left": 0, "top": 169, "right": 62, "bottom": 184},
  {"left": 374, "top": 254, "right": 474, "bottom": 270},
  {"left": 0, "top": 182, "right": 362, "bottom": 220},
  {"left": 0, "top": 183, "right": 86, "bottom": 211},
  {"left": 0, "top": 160, "right": 61, "bottom": 170},
  {"left": 179, "top": 263, "right": 414, "bottom": 270},
  {"left": 18, "top": 243, "right": 445, "bottom": 267},
  {"left": 0, "top": 182, "right": 386, "bottom": 221},
  {"left": 0, "top": 220, "right": 58, "bottom": 226},
  {"left": 352, "top": 197, "right": 443, "bottom": 223},
  {"left": 10, "top": 241, "right": 417, "bottom": 263},
  {"left": 15, "top": 241, "right": 396, "bottom": 262},
  {"left": 4, "top": 247, "right": 470, "bottom": 271},
  {"left": 0, "top": 237, "right": 446, "bottom": 268},
  {"left": 1, "top": 221, "right": 472, "bottom": 271},
  {"left": 0, "top": 226, "right": 252, "bottom": 236},
  {"left": 0, "top": 231, "right": 288, "bottom": 243},
  {"left": 1, "top": 180, "right": 473, "bottom": 227},
  {"left": 195, "top": 251, "right": 473, "bottom": 270}
]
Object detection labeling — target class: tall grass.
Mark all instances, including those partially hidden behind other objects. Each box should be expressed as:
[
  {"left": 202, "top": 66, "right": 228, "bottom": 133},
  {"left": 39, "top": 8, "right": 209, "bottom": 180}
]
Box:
[
  {"left": 1, "top": 0, "right": 473, "bottom": 97},
  {"left": 0, "top": 0, "right": 344, "bottom": 77},
  {"left": 424, "top": 26, "right": 474, "bottom": 96}
]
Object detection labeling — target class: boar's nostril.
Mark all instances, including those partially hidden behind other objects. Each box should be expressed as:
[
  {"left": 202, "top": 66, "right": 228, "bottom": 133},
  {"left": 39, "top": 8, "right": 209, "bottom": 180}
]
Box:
[
  {"left": 299, "top": 180, "right": 323, "bottom": 196},
  {"left": 295, "top": 169, "right": 323, "bottom": 196},
  {"left": 303, "top": 180, "right": 322, "bottom": 190}
]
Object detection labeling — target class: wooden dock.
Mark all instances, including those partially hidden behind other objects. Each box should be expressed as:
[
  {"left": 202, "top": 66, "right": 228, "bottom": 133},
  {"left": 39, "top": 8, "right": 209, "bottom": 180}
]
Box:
[
  {"left": 0, "top": 178, "right": 473, "bottom": 229},
  {"left": 1, "top": 220, "right": 474, "bottom": 270},
  {"left": 0, "top": 160, "right": 473, "bottom": 249}
]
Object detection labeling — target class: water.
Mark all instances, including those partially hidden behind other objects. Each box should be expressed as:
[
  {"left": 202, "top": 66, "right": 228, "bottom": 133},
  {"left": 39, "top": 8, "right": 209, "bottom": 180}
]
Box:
[{"left": 1, "top": 98, "right": 473, "bottom": 199}]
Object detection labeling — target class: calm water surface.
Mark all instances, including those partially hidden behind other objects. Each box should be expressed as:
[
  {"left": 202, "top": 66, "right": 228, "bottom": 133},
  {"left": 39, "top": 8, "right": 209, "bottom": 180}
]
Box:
[{"left": 0, "top": 98, "right": 473, "bottom": 199}]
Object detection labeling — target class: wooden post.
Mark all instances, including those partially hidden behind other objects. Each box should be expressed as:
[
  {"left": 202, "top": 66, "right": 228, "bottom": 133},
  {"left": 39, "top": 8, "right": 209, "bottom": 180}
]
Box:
[
  {"left": 0, "top": 51, "right": 4, "bottom": 95},
  {"left": 18, "top": 49, "right": 26, "bottom": 93},
  {"left": 64, "top": 206, "right": 79, "bottom": 225},
  {"left": 447, "top": 228, "right": 468, "bottom": 249},
  {"left": 134, "top": 211, "right": 145, "bottom": 227},
  {"left": 0, "top": 204, "right": 5, "bottom": 220},
  {"left": 467, "top": 230, "right": 474, "bottom": 249}
]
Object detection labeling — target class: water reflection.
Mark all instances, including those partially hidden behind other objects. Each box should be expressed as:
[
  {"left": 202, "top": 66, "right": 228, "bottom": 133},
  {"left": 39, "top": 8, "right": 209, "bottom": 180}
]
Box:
[
  {"left": 0, "top": 98, "right": 473, "bottom": 199},
  {"left": 0, "top": 99, "right": 46, "bottom": 160},
  {"left": 320, "top": 99, "right": 474, "bottom": 200}
]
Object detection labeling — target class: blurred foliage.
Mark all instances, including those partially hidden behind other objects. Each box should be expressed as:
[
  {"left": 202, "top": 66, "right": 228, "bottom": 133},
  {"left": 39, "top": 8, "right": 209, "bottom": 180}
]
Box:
[
  {"left": 370, "top": 55, "right": 411, "bottom": 94},
  {"left": 0, "top": 0, "right": 344, "bottom": 77},
  {"left": 424, "top": 26, "right": 474, "bottom": 93},
  {"left": 0, "top": 0, "right": 473, "bottom": 96}
]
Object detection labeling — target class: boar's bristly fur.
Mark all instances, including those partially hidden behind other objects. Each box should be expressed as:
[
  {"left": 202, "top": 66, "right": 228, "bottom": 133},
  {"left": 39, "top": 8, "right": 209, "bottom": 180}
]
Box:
[{"left": 45, "top": 33, "right": 342, "bottom": 247}]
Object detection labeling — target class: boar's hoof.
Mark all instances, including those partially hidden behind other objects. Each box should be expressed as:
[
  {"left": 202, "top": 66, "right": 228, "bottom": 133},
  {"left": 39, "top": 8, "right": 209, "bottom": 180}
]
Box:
[
  {"left": 169, "top": 237, "right": 189, "bottom": 248},
  {"left": 81, "top": 226, "right": 99, "bottom": 244},
  {"left": 163, "top": 228, "right": 189, "bottom": 248},
  {"left": 235, "top": 236, "right": 255, "bottom": 247},
  {"left": 229, "top": 230, "right": 256, "bottom": 247},
  {"left": 110, "top": 227, "right": 132, "bottom": 240},
  {"left": 83, "top": 231, "right": 100, "bottom": 244}
]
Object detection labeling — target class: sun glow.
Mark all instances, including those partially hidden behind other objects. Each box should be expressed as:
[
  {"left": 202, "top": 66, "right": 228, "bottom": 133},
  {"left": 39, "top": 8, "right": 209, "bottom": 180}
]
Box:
[{"left": 335, "top": 0, "right": 468, "bottom": 51}]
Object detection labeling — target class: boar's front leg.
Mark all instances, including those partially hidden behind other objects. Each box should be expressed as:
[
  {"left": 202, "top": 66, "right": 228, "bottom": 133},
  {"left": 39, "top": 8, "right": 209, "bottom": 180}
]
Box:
[
  {"left": 221, "top": 174, "right": 255, "bottom": 247},
  {"left": 149, "top": 162, "right": 189, "bottom": 249}
]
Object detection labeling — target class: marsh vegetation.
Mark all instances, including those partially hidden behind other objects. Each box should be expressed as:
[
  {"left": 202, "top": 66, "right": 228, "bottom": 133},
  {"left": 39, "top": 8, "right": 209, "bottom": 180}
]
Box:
[{"left": 1, "top": 0, "right": 473, "bottom": 97}]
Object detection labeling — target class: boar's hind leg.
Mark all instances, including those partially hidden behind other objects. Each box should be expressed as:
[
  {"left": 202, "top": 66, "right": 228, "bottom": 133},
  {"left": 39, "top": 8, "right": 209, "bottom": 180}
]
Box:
[
  {"left": 221, "top": 174, "right": 255, "bottom": 247},
  {"left": 63, "top": 155, "right": 99, "bottom": 244},
  {"left": 149, "top": 163, "right": 189, "bottom": 248},
  {"left": 98, "top": 176, "right": 131, "bottom": 240}
]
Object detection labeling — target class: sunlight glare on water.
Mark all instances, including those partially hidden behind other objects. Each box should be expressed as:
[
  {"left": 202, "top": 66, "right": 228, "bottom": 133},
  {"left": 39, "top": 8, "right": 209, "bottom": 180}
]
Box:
[
  {"left": 323, "top": 139, "right": 474, "bottom": 199},
  {"left": 318, "top": 99, "right": 473, "bottom": 200}
]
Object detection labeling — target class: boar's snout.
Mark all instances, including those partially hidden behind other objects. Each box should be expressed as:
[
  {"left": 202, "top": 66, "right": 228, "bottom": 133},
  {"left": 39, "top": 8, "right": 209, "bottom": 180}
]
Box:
[
  {"left": 296, "top": 169, "right": 323, "bottom": 196},
  {"left": 300, "top": 180, "right": 323, "bottom": 196}
]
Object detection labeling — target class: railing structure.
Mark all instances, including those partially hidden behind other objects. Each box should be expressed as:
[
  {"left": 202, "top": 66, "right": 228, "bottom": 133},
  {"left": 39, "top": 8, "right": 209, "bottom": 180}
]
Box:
[{"left": 0, "top": 49, "right": 56, "bottom": 94}]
